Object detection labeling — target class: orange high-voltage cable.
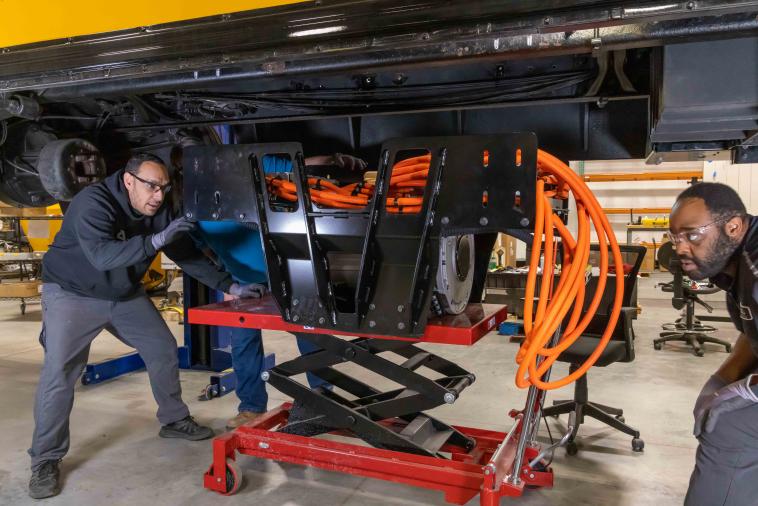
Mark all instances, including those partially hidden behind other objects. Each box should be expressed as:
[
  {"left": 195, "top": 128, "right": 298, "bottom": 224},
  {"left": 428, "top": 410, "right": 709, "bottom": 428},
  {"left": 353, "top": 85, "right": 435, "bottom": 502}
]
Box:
[
  {"left": 264, "top": 149, "right": 622, "bottom": 393},
  {"left": 516, "top": 149, "right": 624, "bottom": 391}
]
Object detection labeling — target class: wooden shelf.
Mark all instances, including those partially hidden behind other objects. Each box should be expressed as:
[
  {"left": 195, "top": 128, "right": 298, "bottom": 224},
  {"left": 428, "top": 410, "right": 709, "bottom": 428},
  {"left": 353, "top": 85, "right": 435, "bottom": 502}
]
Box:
[
  {"left": 604, "top": 207, "right": 671, "bottom": 215},
  {"left": 583, "top": 171, "right": 702, "bottom": 183}
]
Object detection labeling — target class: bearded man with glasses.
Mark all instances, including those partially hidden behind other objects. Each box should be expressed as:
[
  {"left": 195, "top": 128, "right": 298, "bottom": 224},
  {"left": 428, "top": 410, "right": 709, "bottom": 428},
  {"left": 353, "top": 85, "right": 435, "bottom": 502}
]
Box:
[
  {"left": 28, "top": 153, "right": 262, "bottom": 499},
  {"left": 668, "top": 182, "right": 758, "bottom": 506}
]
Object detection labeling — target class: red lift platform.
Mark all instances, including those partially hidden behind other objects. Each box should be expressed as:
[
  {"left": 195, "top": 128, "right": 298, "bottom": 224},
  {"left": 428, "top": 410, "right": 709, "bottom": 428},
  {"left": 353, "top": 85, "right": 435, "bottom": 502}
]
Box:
[{"left": 190, "top": 297, "right": 554, "bottom": 505}]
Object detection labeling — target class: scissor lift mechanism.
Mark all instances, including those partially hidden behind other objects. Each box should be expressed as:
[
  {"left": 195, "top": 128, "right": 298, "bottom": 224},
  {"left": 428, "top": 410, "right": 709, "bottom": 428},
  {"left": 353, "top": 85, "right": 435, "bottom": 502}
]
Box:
[
  {"left": 190, "top": 298, "right": 558, "bottom": 504},
  {"left": 183, "top": 135, "right": 564, "bottom": 503}
]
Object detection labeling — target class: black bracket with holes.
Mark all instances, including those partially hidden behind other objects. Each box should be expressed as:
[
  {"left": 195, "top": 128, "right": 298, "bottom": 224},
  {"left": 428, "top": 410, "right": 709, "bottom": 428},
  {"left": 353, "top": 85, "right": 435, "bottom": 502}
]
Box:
[{"left": 183, "top": 134, "right": 536, "bottom": 337}]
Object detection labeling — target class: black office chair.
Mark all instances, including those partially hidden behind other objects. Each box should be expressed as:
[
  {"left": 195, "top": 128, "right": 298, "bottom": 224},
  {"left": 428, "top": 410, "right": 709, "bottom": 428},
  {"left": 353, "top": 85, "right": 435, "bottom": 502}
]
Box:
[
  {"left": 653, "top": 242, "right": 732, "bottom": 357},
  {"left": 542, "top": 244, "right": 645, "bottom": 455}
]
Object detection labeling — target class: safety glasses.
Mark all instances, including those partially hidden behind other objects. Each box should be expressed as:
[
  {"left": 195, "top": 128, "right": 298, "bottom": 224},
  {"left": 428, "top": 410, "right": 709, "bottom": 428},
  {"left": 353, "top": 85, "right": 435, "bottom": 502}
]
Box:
[
  {"left": 128, "top": 171, "right": 172, "bottom": 194},
  {"left": 666, "top": 217, "right": 729, "bottom": 245}
]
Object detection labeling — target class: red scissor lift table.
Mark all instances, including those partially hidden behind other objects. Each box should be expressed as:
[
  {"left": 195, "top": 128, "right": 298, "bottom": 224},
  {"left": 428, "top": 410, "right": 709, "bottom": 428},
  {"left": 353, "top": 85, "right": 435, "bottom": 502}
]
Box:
[{"left": 190, "top": 296, "right": 554, "bottom": 505}]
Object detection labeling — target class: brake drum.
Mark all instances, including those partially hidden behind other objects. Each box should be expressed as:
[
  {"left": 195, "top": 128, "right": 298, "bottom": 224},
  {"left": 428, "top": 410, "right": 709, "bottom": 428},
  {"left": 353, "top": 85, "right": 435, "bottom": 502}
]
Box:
[{"left": 434, "top": 234, "right": 475, "bottom": 315}]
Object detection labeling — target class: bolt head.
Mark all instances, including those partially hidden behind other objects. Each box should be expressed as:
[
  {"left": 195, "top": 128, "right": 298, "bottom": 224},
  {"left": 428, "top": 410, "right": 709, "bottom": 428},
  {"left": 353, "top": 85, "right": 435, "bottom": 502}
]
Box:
[
  {"left": 444, "top": 392, "right": 456, "bottom": 404},
  {"left": 397, "top": 305, "right": 404, "bottom": 312},
  {"left": 292, "top": 298, "right": 299, "bottom": 306},
  {"left": 211, "top": 212, "right": 219, "bottom": 220},
  {"left": 441, "top": 216, "right": 450, "bottom": 225},
  {"left": 369, "top": 320, "right": 376, "bottom": 328},
  {"left": 239, "top": 213, "right": 245, "bottom": 220},
  {"left": 520, "top": 217, "right": 530, "bottom": 227},
  {"left": 397, "top": 322, "right": 405, "bottom": 330},
  {"left": 318, "top": 317, "right": 326, "bottom": 324},
  {"left": 261, "top": 371, "right": 270, "bottom": 381},
  {"left": 479, "top": 217, "right": 489, "bottom": 226},
  {"left": 292, "top": 315, "right": 299, "bottom": 322},
  {"left": 185, "top": 212, "right": 193, "bottom": 219},
  {"left": 369, "top": 303, "right": 376, "bottom": 310}
]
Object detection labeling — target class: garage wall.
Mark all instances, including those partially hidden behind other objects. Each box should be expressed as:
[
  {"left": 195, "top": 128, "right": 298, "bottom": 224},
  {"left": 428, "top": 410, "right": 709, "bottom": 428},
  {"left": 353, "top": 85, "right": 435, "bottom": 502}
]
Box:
[
  {"left": 515, "top": 159, "right": 702, "bottom": 260},
  {"left": 506, "top": 158, "right": 756, "bottom": 261},
  {"left": 705, "top": 161, "right": 758, "bottom": 214},
  {"left": 568, "top": 159, "right": 703, "bottom": 247}
]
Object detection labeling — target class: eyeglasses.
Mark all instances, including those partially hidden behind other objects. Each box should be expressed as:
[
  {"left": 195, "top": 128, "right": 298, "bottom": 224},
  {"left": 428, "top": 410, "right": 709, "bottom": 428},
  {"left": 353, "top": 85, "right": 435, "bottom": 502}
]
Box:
[
  {"left": 666, "top": 217, "right": 729, "bottom": 245},
  {"left": 128, "top": 171, "right": 172, "bottom": 194}
]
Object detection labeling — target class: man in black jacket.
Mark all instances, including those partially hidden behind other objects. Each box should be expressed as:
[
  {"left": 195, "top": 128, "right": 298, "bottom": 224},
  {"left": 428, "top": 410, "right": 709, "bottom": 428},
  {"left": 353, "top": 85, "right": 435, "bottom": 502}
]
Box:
[
  {"left": 668, "top": 183, "right": 758, "bottom": 506},
  {"left": 28, "top": 153, "right": 261, "bottom": 499}
]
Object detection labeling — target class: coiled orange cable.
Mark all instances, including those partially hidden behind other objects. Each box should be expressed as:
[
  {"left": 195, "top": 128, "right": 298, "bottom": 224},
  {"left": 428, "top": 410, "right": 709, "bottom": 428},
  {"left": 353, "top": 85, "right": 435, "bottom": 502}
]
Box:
[{"left": 516, "top": 149, "right": 624, "bottom": 390}]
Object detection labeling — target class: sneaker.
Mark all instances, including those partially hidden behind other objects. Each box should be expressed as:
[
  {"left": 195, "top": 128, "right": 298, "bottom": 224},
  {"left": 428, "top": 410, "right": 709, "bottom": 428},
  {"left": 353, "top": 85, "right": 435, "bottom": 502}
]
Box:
[
  {"left": 29, "top": 460, "right": 60, "bottom": 499},
  {"left": 159, "top": 416, "right": 214, "bottom": 441},
  {"left": 226, "top": 411, "right": 264, "bottom": 431}
]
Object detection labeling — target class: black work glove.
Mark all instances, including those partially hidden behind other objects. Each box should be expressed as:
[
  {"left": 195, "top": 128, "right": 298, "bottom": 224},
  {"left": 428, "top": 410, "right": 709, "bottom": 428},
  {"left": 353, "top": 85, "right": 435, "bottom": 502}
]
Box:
[
  {"left": 331, "top": 153, "right": 367, "bottom": 172},
  {"left": 151, "top": 216, "right": 196, "bottom": 251},
  {"left": 228, "top": 282, "right": 266, "bottom": 299}
]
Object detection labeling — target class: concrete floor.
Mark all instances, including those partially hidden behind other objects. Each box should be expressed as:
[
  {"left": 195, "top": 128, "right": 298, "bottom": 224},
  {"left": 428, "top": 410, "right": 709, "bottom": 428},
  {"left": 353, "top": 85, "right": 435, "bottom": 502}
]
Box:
[{"left": 0, "top": 273, "right": 738, "bottom": 505}]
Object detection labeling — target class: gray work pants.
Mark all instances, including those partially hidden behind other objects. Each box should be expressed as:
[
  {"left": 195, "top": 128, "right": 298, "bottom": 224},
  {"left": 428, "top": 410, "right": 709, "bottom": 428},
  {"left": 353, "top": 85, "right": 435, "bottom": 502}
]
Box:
[
  {"left": 28, "top": 283, "right": 189, "bottom": 470},
  {"left": 685, "top": 403, "right": 758, "bottom": 506}
]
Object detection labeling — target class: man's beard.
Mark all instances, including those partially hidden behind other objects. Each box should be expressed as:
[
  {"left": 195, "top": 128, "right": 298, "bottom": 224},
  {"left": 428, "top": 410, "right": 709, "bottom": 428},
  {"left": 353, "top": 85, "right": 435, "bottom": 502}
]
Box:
[{"left": 680, "top": 232, "right": 740, "bottom": 280}]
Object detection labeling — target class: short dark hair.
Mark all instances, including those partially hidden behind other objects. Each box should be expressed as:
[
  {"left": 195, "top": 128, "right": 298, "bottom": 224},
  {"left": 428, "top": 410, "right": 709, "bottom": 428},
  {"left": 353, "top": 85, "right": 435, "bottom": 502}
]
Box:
[
  {"left": 676, "top": 182, "right": 747, "bottom": 220},
  {"left": 124, "top": 153, "right": 166, "bottom": 175}
]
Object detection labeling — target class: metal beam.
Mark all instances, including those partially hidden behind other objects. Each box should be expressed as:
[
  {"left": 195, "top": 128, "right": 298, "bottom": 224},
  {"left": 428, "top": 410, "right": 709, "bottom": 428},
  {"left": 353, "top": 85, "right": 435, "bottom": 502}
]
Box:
[{"left": 3, "top": 1, "right": 757, "bottom": 95}]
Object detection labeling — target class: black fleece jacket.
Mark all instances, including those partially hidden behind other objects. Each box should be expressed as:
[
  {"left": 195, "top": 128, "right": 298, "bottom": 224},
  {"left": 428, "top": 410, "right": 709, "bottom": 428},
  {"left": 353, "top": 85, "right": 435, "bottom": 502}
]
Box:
[{"left": 43, "top": 170, "right": 232, "bottom": 300}]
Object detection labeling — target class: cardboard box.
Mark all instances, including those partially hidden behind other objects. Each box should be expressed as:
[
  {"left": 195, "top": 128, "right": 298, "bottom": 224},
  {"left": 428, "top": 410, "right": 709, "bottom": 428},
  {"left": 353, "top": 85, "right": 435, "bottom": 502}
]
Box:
[
  {"left": 0, "top": 205, "right": 48, "bottom": 217},
  {"left": 0, "top": 281, "right": 41, "bottom": 298},
  {"left": 495, "top": 233, "right": 517, "bottom": 268},
  {"left": 639, "top": 245, "right": 656, "bottom": 274}
]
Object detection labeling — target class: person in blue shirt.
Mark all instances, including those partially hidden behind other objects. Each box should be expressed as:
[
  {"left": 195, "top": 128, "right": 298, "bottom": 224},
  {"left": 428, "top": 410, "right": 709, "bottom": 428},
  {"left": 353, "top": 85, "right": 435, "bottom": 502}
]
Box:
[{"left": 194, "top": 152, "right": 366, "bottom": 429}]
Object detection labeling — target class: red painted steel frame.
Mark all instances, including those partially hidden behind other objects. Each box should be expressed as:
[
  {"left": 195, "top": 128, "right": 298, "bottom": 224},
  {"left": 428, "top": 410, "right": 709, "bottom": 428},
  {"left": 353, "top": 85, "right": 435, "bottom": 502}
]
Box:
[
  {"left": 195, "top": 299, "right": 553, "bottom": 503},
  {"left": 204, "top": 403, "right": 553, "bottom": 505},
  {"left": 189, "top": 295, "right": 507, "bottom": 346}
]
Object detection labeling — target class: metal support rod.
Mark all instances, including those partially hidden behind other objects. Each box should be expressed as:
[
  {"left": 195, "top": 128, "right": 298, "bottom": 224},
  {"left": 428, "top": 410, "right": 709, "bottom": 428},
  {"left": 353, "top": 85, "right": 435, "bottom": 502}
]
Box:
[
  {"left": 509, "top": 383, "right": 539, "bottom": 485},
  {"left": 485, "top": 413, "right": 523, "bottom": 481},
  {"left": 510, "top": 325, "right": 563, "bottom": 485},
  {"left": 528, "top": 325, "right": 563, "bottom": 443}
]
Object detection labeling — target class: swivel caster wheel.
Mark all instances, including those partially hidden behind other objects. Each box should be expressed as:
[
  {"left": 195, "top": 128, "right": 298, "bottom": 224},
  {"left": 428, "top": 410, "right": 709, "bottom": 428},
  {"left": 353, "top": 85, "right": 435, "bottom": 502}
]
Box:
[
  {"left": 653, "top": 342, "right": 662, "bottom": 351},
  {"left": 565, "top": 441, "right": 578, "bottom": 456},
  {"left": 208, "top": 458, "right": 243, "bottom": 496},
  {"left": 632, "top": 438, "right": 645, "bottom": 453},
  {"left": 198, "top": 384, "right": 217, "bottom": 402}
]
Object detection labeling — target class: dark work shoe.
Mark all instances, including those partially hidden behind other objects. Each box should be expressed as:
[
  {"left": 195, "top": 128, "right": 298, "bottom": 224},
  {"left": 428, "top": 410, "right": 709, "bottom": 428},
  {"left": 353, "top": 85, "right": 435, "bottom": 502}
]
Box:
[
  {"left": 159, "top": 416, "right": 214, "bottom": 441},
  {"left": 29, "top": 460, "right": 61, "bottom": 499}
]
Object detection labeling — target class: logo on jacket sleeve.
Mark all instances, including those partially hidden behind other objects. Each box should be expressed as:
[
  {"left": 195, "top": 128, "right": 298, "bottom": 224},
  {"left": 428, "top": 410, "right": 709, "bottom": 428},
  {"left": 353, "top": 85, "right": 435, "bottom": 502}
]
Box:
[
  {"left": 739, "top": 301, "right": 754, "bottom": 321},
  {"left": 116, "top": 230, "right": 126, "bottom": 241}
]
